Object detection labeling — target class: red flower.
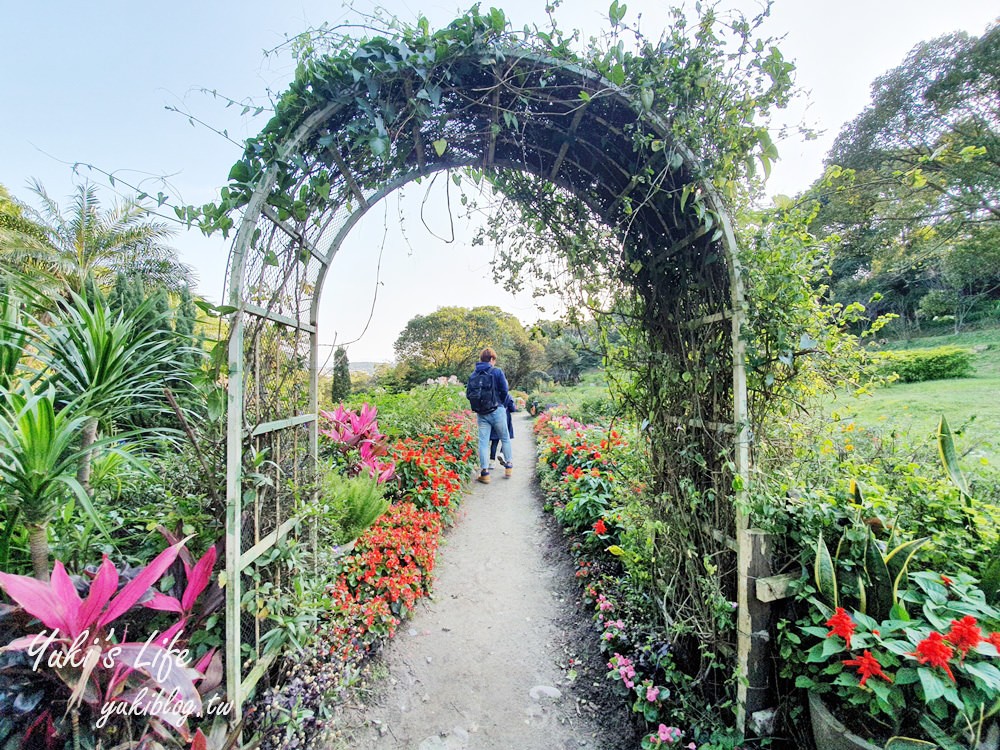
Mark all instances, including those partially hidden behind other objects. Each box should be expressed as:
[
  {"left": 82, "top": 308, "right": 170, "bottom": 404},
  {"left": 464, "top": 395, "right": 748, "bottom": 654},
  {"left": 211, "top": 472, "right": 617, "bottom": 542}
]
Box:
[
  {"left": 987, "top": 632, "right": 1000, "bottom": 651},
  {"left": 912, "top": 632, "right": 956, "bottom": 681},
  {"left": 825, "top": 607, "right": 856, "bottom": 649},
  {"left": 593, "top": 519, "right": 608, "bottom": 535},
  {"left": 940, "top": 575, "right": 953, "bottom": 587},
  {"left": 842, "top": 650, "right": 892, "bottom": 687},
  {"left": 945, "top": 616, "right": 982, "bottom": 657}
]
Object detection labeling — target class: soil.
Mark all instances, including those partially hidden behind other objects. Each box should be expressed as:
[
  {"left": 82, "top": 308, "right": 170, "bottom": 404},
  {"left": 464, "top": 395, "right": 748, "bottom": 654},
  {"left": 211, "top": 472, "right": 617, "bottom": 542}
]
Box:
[{"left": 318, "top": 413, "right": 638, "bottom": 749}]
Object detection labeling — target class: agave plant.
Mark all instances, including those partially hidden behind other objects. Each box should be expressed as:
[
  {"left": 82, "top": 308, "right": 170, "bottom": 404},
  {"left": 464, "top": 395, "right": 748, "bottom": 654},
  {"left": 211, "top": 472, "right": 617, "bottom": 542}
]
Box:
[{"left": 0, "top": 287, "right": 27, "bottom": 392}]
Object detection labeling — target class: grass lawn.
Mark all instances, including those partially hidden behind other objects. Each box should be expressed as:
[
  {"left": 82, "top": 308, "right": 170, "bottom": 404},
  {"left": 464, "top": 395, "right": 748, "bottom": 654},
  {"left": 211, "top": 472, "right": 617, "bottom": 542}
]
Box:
[{"left": 828, "top": 326, "right": 1000, "bottom": 471}]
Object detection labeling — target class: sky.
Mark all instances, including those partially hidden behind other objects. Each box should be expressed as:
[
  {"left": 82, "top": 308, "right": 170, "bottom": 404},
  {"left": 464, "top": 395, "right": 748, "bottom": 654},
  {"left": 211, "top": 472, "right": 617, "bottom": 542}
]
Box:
[{"left": 2, "top": 1, "right": 997, "bottom": 362}]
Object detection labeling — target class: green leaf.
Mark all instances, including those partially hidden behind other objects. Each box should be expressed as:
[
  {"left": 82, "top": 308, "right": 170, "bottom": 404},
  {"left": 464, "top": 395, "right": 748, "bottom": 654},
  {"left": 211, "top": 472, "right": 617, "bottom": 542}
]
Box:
[
  {"left": 964, "top": 661, "right": 1000, "bottom": 690},
  {"left": 609, "top": 0, "right": 627, "bottom": 25},
  {"left": 917, "top": 667, "right": 947, "bottom": 702},
  {"left": 849, "top": 478, "right": 863, "bottom": 505},
  {"left": 228, "top": 161, "right": 251, "bottom": 183},
  {"left": 610, "top": 63, "right": 625, "bottom": 87},
  {"left": 433, "top": 139, "right": 448, "bottom": 156},
  {"left": 814, "top": 533, "right": 837, "bottom": 607},
  {"left": 937, "top": 415, "right": 969, "bottom": 497},
  {"left": 885, "top": 738, "right": 937, "bottom": 749},
  {"left": 606, "top": 545, "right": 625, "bottom": 556},
  {"left": 865, "top": 529, "right": 893, "bottom": 621},
  {"left": 578, "top": 91, "right": 591, "bottom": 102},
  {"left": 884, "top": 537, "right": 930, "bottom": 601}
]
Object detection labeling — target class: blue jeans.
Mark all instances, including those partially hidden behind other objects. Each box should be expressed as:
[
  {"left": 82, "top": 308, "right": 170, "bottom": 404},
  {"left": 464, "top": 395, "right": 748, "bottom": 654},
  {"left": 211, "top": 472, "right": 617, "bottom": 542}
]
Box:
[{"left": 477, "top": 407, "right": 512, "bottom": 472}]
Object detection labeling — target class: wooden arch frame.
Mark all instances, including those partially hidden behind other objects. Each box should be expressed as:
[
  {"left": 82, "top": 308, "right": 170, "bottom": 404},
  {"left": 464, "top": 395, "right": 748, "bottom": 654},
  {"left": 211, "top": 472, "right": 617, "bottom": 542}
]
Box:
[{"left": 222, "top": 45, "right": 752, "bottom": 723}]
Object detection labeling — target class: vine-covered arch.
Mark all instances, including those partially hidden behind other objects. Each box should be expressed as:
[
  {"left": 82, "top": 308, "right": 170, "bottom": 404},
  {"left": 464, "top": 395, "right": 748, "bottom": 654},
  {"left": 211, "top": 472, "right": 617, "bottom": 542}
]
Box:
[{"left": 220, "top": 7, "right": 760, "bottom": 725}]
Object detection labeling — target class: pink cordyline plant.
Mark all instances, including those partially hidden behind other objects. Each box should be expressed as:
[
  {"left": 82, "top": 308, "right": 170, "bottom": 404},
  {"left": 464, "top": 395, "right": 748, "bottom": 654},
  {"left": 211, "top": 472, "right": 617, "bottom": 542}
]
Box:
[
  {"left": 319, "top": 403, "right": 385, "bottom": 449},
  {"left": 0, "top": 541, "right": 219, "bottom": 740},
  {"left": 320, "top": 403, "right": 396, "bottom": 483},
  {"left": 359, "top": 441, "right": 396, "bottom": 483}
]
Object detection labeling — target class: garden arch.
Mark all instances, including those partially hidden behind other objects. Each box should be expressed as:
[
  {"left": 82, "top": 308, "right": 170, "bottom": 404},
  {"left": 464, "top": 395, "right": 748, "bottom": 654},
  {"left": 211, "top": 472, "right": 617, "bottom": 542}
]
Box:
[{"left": 222, "top": 12, "right": 754, "bottom": 726}]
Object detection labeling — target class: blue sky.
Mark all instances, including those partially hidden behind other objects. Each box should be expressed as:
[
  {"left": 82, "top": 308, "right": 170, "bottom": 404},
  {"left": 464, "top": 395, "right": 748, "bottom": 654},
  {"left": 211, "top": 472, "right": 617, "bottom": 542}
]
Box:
[{"left": 2, "top": 1, "right": 997, "bottom": 361}]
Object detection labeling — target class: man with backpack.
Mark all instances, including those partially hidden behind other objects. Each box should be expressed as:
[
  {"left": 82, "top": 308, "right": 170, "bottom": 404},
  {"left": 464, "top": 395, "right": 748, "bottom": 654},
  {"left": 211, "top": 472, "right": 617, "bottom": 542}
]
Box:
[{"left": 465, "top": 347, "right": 514, "bottom": 484}]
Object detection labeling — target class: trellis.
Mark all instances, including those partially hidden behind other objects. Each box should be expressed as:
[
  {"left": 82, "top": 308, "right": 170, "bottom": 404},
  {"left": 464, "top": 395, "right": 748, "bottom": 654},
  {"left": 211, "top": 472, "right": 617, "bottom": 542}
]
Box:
[{"left": 221, "top": 17, "right": 759, "bottom": 730}]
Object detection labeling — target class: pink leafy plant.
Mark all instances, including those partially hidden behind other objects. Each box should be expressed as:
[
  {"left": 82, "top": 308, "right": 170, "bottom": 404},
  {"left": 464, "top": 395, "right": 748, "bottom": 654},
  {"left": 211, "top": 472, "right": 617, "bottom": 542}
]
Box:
[{"left": 0, "top": 540, "right": 218, "bottom": 741}]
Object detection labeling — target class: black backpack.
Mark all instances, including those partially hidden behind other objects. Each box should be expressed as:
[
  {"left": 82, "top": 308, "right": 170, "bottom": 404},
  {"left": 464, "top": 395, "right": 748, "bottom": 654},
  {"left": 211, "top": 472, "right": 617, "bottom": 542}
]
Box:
[{"left": 466, "top": 366, "right": 498, "bottom": 414}]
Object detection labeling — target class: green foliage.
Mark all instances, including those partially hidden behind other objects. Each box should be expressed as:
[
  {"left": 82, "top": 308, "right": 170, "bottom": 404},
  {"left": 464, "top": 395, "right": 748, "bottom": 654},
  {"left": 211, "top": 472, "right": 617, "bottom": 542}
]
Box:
[
  {"left": 812, "top": 23, "right": 1000, "bottom": 332},
  {"left": 786, "top": 572, "right": 1000, "bottom": 749},
  {"left": 16, "top": 181, "right": 192, "bottom": 294},
  {"left": 311, "top": 470, "right": 389, "bottom": 546},
  {"left": 874, "top": 345, "right": 975, "bottom": 383},
  {"left": 346, "top": 384, "right": 467, "bottom": 439},
  {"left": 752, "top": 410, "right": 1000, "bottom": 612}
]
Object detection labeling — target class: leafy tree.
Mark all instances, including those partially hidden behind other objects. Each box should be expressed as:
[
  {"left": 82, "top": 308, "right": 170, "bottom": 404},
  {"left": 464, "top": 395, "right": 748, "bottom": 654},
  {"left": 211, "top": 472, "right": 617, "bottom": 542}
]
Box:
[
  {"left": 814, "top": 24, "right": 1000, "bottom": 329},
  {"left": 392, "top": 306, "right": 539, "bottom": 386},
  {"left": 26, "top": 291, "right": 185, "bottom": 495},
  {"left": 0, "top": 385, "right": 93, "bottom": 579},
  {"left": 331, "top": 346, "right": 351, "bottom": 402}
]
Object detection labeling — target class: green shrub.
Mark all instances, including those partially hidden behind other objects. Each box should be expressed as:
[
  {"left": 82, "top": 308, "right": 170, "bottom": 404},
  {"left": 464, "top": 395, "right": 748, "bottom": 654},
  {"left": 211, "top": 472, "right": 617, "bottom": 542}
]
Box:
[
  {"left": 309, "top": 469, "right": 389, "bottom": 545},
  {"left": 873, "top": 345, "right": 974, "bottom": 382},
  {"left": 347, "top": 384, "right": 466, "bottom": 438}
]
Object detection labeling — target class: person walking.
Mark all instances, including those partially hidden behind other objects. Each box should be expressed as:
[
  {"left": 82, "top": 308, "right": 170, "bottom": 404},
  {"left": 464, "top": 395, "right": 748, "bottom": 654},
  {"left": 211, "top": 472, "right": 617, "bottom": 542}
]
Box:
[
  {"left": 465, "top": 347, "right": 513, "bottom": 484},
  {"left": 489, "top": 393, "right": 516, "bottom": 467}
]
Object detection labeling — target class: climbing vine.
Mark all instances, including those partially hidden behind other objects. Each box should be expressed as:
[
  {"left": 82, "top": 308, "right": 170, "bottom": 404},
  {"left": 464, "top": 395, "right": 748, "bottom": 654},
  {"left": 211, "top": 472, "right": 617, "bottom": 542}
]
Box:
[{"left": 206, "top": 0, "right": 798, "bottom": 727}]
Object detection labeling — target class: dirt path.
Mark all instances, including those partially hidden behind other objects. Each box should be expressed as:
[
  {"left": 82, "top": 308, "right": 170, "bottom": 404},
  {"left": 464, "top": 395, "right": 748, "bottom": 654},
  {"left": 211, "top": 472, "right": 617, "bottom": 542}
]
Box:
[{"left": 328, "top": 413, "right": 635, "bottom": 750}]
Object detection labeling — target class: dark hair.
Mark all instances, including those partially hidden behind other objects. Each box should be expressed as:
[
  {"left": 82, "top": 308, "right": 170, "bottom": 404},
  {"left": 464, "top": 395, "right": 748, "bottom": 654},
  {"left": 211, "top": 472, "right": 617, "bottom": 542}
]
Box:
[{"left": 480, "top": 347, "right": 496, "bottom": 362}]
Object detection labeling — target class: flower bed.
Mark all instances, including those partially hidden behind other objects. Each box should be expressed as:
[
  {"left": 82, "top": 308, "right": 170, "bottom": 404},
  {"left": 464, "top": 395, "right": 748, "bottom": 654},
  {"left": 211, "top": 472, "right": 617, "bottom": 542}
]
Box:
[
  {"left": 533, "top": 412, "right": 710, "bottom": 750},
  {"left": 247, "top": 413, "right": 477, "bottom": 748}
]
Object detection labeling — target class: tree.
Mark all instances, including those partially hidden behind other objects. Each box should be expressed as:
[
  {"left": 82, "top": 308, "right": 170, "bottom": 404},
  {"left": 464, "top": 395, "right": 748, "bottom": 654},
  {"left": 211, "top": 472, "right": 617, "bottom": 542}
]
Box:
[
  {"left": 331, "top": 347, "right": 351, "bottom": 402},
  {"left": 19, "top": 181, "right": 193, "bottom": 294},
  {"left": 392, "top": 306, "right": 539, "bottom": 387},
  {"left": 811, "top": 23, "right": 1000, "bottom": 328}
]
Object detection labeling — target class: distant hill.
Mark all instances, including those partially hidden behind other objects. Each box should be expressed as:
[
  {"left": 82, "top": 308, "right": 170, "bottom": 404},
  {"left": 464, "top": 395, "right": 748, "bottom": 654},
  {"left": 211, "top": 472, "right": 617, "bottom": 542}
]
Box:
[{"left": 349, "top": 361, "right": 391, "bottom": 375}]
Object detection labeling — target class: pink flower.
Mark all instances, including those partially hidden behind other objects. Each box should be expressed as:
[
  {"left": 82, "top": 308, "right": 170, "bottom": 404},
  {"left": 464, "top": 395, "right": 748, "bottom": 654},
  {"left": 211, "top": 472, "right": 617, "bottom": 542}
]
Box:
[
  {"left": 646, "top": 685, "right": 660, "bottom": 702},
  {"left": 657, "top": 725, "right": 682, "bottom": 743}
]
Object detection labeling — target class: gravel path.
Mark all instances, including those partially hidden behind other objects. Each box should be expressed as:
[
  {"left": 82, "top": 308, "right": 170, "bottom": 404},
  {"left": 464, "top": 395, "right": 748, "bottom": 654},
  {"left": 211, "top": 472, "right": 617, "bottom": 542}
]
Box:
[{"left": 332, "top": 413, "right": 635, "bottom": 750}]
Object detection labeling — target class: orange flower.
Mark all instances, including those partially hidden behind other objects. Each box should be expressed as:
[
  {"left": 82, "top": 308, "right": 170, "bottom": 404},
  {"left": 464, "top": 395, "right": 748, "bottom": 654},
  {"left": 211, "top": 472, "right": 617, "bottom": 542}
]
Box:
[
  {"left": 912, "top": 632, "right": 956, "bottom": 681},
  {"left": 842, "top": 650, "right": 892, "bottom": 687}
]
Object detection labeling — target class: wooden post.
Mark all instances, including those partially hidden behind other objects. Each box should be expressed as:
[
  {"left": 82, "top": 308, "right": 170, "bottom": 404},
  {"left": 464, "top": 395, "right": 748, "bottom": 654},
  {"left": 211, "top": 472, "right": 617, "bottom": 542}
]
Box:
[{"left": 736, "top": 529, "right": 776, "bottom": 731}]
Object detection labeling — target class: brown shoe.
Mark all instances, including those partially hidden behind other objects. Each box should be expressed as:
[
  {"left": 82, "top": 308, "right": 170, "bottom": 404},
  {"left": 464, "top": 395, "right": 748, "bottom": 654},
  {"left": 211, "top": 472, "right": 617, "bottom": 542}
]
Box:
[
  {"left": 477, "top": 471, "right": 491, "bottom": 484},
  {"left": 504, "top": 463, "right": 513, "bottom": 478}
]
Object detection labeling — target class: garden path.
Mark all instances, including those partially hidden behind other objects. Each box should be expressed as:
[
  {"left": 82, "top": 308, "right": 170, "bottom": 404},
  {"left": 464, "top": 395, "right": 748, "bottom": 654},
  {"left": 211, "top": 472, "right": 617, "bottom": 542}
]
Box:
[{"left": 332, "top": 413, "right": 635, "bottom": 750}]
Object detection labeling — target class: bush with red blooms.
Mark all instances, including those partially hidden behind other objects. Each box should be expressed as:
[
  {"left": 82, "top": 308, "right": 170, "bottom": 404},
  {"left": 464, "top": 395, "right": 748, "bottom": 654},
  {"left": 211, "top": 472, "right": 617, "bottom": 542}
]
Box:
[
  {"left": 391, "top": 419, "right": 475, "bottom": 524},
  {"left": 533, "top": 411, "right": 625, "bottom": 534},
  {"left": 321, "top": 416, "right": 476, "bottom": 661},
  {"left": 789, "top": 571, "right": 1000, "bottom": 748}
]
